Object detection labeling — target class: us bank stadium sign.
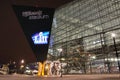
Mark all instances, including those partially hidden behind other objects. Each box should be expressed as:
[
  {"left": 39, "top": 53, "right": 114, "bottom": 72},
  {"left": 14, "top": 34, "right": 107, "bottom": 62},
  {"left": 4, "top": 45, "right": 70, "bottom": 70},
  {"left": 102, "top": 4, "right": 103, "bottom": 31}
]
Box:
[
  {"left": 13, "top": 5, "right": 55, "bottom": 62},
  {"left": 22, "top": 10, "right": 49, "bottom": 20}
]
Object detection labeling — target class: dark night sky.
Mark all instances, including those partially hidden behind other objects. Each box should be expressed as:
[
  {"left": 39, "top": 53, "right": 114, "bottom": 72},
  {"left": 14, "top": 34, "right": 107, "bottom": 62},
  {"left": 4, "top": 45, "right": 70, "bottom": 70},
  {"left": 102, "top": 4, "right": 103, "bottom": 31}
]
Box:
[{"left": 0, "top": 0, "right": 73, "bottom": 64}]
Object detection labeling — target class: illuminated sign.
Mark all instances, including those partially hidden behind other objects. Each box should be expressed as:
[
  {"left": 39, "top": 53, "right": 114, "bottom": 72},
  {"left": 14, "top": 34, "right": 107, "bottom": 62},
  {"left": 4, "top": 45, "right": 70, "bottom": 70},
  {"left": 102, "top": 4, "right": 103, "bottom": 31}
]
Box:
[
  {"left": 32, "top": 31, "right": 49, "bottom": 44},
  {"left": 13, "top": 5, "right": 55, "bottom": 62},
  {"left": 22, "top": 10, "right": 49, "bottom": 20}
]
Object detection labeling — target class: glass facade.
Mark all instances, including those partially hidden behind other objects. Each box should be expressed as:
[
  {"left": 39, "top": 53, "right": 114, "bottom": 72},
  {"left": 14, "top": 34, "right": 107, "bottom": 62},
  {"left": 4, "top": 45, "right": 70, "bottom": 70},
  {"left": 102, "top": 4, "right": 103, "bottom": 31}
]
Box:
[{"left": 49, "top": 0, "right": 120, "bottom": 74}]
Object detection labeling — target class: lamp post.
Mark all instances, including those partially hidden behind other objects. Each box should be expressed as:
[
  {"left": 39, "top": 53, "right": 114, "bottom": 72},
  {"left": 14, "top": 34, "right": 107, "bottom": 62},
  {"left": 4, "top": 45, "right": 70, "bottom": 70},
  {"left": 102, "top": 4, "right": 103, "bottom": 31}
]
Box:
[
  {"left": 111, "top": 33, "right": 120, "bottom": 72},
  {"left": 20, "top": 59, "right": 25, "bottom": 68},
  {"left": 20, "top": 59, "right": 25, "bottom": 74}
]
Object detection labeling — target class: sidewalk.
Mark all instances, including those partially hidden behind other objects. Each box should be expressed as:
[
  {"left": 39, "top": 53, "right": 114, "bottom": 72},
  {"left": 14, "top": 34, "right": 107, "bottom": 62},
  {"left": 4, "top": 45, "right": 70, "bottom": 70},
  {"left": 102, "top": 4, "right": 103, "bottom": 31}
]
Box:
[
  {"left": 0, "top": 73, "right": 119, "bottom": 80},
  {"left": 61, "top": 74, "right": 120, "bottom": 80},
  {"left": 31, "top": 73, "right": 120, "bottom": 80}
]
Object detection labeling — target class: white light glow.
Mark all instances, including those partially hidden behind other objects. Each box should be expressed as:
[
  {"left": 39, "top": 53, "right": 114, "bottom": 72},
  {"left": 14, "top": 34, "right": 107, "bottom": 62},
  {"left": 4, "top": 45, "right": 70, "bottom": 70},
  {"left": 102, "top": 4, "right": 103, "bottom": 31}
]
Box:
[
  {"left": 57, "top": 48, "right": 62, "bottom": 52},
  {"left": 111, "top": 33, "right": 116, "bottom": 38}
]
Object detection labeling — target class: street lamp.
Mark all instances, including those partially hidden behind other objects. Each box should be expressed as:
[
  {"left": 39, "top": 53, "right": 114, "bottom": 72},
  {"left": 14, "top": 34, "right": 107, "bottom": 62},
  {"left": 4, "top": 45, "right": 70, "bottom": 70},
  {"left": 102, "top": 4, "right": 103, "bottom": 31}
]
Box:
[
  {"left": 21, "top": 59, "right": 25, "bottom": 64},
  {"left": 111, "top": 33, "right": 120, "bottom": 72},
  {"left": 19, "top": 59, "right": 25, "bottom": 74}
]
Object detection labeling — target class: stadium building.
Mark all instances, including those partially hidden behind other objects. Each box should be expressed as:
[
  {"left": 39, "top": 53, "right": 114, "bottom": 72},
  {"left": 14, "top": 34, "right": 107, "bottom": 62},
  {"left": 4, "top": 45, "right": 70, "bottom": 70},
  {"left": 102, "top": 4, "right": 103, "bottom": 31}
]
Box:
[{"left": 48, "top": 0, "right": 120, "bottom": 74}]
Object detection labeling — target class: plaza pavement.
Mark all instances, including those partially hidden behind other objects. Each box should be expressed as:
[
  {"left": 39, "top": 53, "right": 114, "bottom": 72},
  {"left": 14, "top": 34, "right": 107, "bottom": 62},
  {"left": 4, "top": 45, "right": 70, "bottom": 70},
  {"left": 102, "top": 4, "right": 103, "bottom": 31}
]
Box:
[{"left": 0, "top": 73, "right": 119, "bottom": 80}]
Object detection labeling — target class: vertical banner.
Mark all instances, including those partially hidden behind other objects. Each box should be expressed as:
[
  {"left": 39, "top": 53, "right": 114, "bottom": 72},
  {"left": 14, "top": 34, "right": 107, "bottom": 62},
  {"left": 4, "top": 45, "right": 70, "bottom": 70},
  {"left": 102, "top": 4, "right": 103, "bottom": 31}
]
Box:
[{"left": 13, "top": 5, "right": 55, "bottom": 63}]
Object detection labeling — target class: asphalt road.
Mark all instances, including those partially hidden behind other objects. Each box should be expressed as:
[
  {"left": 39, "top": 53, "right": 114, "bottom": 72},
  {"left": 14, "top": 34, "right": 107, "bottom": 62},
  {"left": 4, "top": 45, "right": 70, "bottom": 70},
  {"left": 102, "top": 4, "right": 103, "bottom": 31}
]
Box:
[{"left": 0, "top": 74, "right": 120, "bottom": 80}]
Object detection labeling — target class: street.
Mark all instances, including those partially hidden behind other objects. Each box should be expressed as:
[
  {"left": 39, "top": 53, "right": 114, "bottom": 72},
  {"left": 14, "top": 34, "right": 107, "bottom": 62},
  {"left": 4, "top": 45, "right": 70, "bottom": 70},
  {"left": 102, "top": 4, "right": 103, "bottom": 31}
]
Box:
[{"left": 0, "top": 74, "right": 120, "bottom": 80}]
